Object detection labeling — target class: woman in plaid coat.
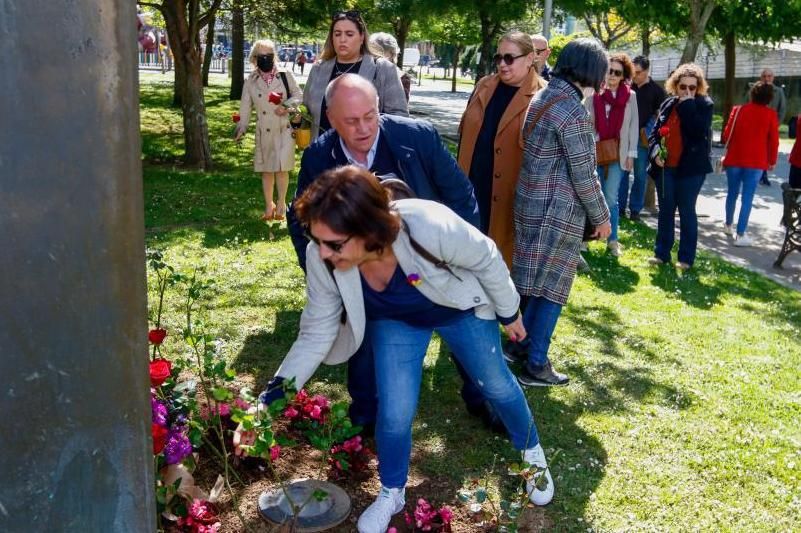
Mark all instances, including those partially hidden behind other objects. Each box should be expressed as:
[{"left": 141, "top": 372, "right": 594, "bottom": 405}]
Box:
[{"left": 511, "top": 38, "right": 611, "bottom": 388}]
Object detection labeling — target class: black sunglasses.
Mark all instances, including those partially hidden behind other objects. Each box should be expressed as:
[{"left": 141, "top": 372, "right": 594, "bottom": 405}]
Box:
[
  {"left": 608, "top": 68, "right": 623, "bottom": 77},
  {"left": 305, "top": 231, "right": 353, "bottom": 253},
  {"left": 493, "top": 53, "right": 526, "bottom": 66},
  {"left": 333, "top": 10, "right": 362, "bottom": 21},
  {"left": 257, "top": 54, "right": 274, "bottom": 59},
  {"left": 678, "top": 84, "right": 697, "bottom": 91}
]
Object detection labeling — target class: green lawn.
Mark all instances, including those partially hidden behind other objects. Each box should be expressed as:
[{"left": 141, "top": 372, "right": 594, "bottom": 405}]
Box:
[{"left": 142, "top": 75, "right": 801, "bottom": 531}]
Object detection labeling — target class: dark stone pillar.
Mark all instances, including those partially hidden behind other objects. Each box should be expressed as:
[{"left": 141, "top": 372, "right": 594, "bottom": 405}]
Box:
[{"left": 0, "top": 1, "right": 153, "bottom": 531}]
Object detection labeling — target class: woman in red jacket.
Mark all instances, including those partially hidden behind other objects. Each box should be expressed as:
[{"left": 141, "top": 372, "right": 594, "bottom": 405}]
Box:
[{"left": 720, "top": 81, "right": 779, "bottom": 246}]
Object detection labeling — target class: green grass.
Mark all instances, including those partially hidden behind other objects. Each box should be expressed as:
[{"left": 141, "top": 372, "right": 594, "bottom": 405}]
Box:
[{"left": 142, "top": 76, "right": 801, "bottom": 531}]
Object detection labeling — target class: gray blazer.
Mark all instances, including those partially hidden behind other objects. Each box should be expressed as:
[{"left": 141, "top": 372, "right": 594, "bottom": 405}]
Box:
[
  {"left": 303, "top": 55, "right": 410, "bottom": 139},
  {"left": 275, "top": 199, "right": 520, "bottom": 389}
]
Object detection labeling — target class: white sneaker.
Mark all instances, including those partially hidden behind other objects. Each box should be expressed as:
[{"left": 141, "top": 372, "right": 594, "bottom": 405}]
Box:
[
  {"left": 607, "top": 240, "right": 623, "bottom": 257},
  {"left": 522, "top": 444, "right": 554, "bottom": 506},
  {"left": 357, "top": 486, "right": 405, "bottom": 533},
  {"left": 734, "top": 234, "right": 754, "bottom": 247},
  {"left": 723, "top": 224, "right": 734, "bottom": 236}
]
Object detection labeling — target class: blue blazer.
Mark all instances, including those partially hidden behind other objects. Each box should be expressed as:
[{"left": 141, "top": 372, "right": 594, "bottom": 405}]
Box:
[
  {"left": 288, "top": 115, "right": 480, "bottom": 270},
  {"left": 648, "top": 95, "right": 714, "bottom": 179}
]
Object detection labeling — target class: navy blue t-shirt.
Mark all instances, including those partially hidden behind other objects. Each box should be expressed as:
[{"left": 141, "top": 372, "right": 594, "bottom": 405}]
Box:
[{"left": 361, "top": 264, "right": 469, "bottom": 327}]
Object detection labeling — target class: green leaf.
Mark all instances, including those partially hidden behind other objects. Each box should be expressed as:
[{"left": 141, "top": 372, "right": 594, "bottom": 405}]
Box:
[
  {"left": 312, "top": 489, "right": 329, "bottom": 502},
  {"left": 212, "top": 387, "right": 231, "bottom": 401}
]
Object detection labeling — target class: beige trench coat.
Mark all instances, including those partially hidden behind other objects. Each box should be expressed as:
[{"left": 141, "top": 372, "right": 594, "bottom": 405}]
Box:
[{"left": 238, "top": 69, "right": 302, "bottom": 172}]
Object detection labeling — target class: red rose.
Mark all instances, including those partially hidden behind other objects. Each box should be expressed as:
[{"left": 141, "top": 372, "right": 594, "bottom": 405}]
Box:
[
  {"left": 148, "top": 328, "right": 167, "bottom": 345},
  {"left": 232, "top": 113, "right": 241, "bottom": 123},
  {"left": 268, "top": 91, "right": 283, "bottom": 105},
  {"left": 658, "top": 126, "right": 670, "bottom": 137},
  {"left": 152, "top": 423, "right": 168, "bottom": 454},
  {"left": 149, "top": 358, "right": 172, "bottom": 387}
]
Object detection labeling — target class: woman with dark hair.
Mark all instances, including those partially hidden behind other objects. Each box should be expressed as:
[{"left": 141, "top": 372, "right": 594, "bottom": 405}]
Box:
[
  {"left": 458, "top": 31, "right": 546, "bottom": 266},
  {"left": 510, "top": 38, "right": 611, "bottom": 388},
  {"left": 647, "top": 63, "right": 714, "bottom": 270},
  {"left": 257, "top": 166, "right": 555, "bottom": 533},
  {"left": 303, "top": 11, "right": 408, "bottom": 139},
  {"left": 720, "top": 81, "right": 779, "bottom": 246},
  {"left": 584, "top": 52, "right": 639, "bottom": 257}
]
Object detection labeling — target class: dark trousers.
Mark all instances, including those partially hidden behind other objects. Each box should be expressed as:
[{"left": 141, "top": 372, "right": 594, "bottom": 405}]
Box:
[
  {"left": 653, "top": 169, "right": 705, "bottom": 265},
  {"left": 347, "top": 331, "right": 487, "bottom": 426}
]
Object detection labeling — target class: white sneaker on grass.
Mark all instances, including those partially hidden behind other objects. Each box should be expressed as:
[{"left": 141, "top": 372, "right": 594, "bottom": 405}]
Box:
[
  {"left": 357, "top": 486, "right": 405, "bottom": 533},
  {"left": 734, "top": 234, "right": 754, "bottom": 247},
  {"left": 522, "top": 444, "right": 554, "bottom": 506}
]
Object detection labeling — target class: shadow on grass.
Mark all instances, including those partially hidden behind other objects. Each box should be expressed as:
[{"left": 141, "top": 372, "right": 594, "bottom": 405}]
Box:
[{"left": 582, "top": 252, "right": 640, "bottom": 294}]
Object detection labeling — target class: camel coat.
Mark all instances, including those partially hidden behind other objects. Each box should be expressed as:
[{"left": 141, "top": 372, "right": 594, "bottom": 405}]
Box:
[
  {"left": 238, "top": 69, "right": 302, "bottom": 172},
  {"left": 457, "top": 70, "right": 546, "bottom": 267}
]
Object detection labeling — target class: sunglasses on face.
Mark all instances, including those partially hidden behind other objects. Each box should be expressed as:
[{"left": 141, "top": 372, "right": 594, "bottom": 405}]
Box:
[
  {"left": 608, "top": 68, "right": 623, "bottom": 77},
  {"left": 493, "top": 53, "right": 526, "bottom": 66},
  {"left": 333, "top": 10, "right": 362, "bottom": 21},
  {"left": 678, "top": 84, "right": 697, "bottom": 91},
  {"left": 305, "top": 231, "right": 353, "bottom": 253}
]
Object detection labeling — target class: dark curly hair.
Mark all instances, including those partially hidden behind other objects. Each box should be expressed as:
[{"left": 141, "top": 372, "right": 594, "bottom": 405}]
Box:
[
  {"left": 749, "top": 81, "right": 774, "bottom": 106},
  {"left": 294, "top": 165, "right": 401, "bottom": 254}
]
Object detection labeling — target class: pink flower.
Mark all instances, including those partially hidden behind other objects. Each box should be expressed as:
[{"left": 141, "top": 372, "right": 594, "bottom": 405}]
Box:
[
  {"left": 388, "top": 528, "right": 398, "bottom": 533},
  {"left": 310, "top": 405, "right": 323, "bottom": 420},
  {"left": 216, "top": 403, "right": 230, "bottom": 417},
  {"left": 342, "top": 436, "right": 363, "bottom": 453},
  {"left": 269, "top": 445, "right": 281, "bottom": 461},
  {"left": 284, "top": 406, "right": 299, "bottom": 418},
  {"left": 438, "top": 506, "right": 453, "bottom": 524},
  {"left": 234, "top": 398, "right": 251, "bottom": 410}
]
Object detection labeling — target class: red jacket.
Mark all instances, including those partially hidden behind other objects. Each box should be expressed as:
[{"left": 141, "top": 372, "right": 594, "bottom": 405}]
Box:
[
  {"left": 790, "top": 116, "right": 801, "bottom": 167},
  {"left": 721, "top": 103, "right": 779, "bottom": 170}
]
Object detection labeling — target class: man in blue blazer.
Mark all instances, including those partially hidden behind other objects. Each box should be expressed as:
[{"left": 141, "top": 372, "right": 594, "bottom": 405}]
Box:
[{"left": 282, "top": 74, "right": 490, "bottom": 435}]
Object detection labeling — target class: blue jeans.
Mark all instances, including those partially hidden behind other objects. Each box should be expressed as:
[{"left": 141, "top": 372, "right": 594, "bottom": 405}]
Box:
[
  {"left": 653, "top": 169, "right": 705, "bottom": 265},
  {"left": 347, "top": 335, "right": 488, "bottom": 427},
  {"left": 521, "top": 296, "right": 563, "bottom": 367},
  {"left": 725, "top": 167, "right": 761, "bottom": 235},
  {"left": 598, "top": 162, "right": 624, "bottom": 242},
  {"left": 369, "top": 313, "right": 538, "bottom": 488},
  {"left": 619, "top": 145, "right": 649, "bottom": 215}
]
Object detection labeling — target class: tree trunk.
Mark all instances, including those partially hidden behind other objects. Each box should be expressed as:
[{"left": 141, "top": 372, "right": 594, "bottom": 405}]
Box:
[
  {"left": 230, "top": 0, "right": 245, "bottom": 100},
  {"left": 679, "top": 0, "right": 717, "bottom": 64},
  {"left": 476, "top": 11, "right": 499, "bottom": 81},
  {"left": 722, "top": 30, "right": 736, "bottom": 136},
  {"left": 202, "top": 14, "right": 215, "bottom": 87},
  {"left": 161, "top": 0, "right": 217, "bottom": 169},
  {"left": 394, "top": 17, "right": 412, "bottom": 69},
  {"left": 641, "top": 24, "right": 651, "bottom": 57},
  {"left": 451, "top": 46, "right": 461, "bottom": 93}
]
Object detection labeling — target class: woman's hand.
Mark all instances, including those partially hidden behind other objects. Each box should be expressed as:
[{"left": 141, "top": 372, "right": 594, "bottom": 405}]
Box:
[
  {"left": 503, "top": 315, "right": 527, "bottom": 343},
  {"left": 274, "top": 106, "right": 289, "bottom": 116},
  {"left": 592, "top": 220, "right": 612, "bottom": 240},
  {"left": 654, "top": 155, "right": 665, "bottom": 167},
  {"left": 624, "top": 156, "right": 634, "bottom": 171},
  {"left": 233, "top": 424, "right": 256, "bottom": 456}
]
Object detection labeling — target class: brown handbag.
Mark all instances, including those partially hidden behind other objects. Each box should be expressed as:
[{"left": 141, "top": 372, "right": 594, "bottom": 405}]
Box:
[{"left": 595, "top": 138, "right": 619, "bottom": 166}]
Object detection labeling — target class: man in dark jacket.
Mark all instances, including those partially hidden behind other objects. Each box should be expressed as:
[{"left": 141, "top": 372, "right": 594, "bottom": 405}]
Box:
[{"left": 283, "top": 74, "right": 491, "bottom": 434}]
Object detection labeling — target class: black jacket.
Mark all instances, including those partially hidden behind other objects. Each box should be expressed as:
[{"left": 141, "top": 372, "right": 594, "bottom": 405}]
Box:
[{"left": 648, "top": 95, "right": 714, "bottom": 179}]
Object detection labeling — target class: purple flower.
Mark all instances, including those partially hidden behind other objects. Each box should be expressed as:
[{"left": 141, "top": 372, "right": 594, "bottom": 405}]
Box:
[
  {"left": 151, "top": 395, "right": 168, "bottom": 427},
  {"left": 164, "top": 427, "right": 193, "bottom": 464}
]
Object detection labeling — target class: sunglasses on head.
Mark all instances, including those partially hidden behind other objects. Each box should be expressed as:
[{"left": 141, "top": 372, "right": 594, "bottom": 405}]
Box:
[
  {"left": 333, "top": 10, "right": 362, "bottom": 21},
  {"left": 305, "top": 231, "right": 353, "bottom": 253},
  {"left": 493, "top": 53, "right": 526, "bottom": 66},
  {"left": 608, "top": 68, "right": 623, "bottom": 77},
  {"left": 678, "top": 83, "right": 697, "bottom": 91}
]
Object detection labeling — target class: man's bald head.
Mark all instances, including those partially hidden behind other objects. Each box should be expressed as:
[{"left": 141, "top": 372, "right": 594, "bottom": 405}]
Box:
[{"left": 325, "top": 74, "right": 379, "bottom": 110}]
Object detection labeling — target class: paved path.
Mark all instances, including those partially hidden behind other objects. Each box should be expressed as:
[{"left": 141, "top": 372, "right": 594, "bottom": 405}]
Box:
[{"left": 406, "top": 79, "right": 801, "bottom": 291}]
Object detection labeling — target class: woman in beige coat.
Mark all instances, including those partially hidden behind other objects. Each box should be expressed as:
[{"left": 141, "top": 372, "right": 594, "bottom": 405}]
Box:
[{"left": 235, "top": 39, "right": 302, "bottom": 221}]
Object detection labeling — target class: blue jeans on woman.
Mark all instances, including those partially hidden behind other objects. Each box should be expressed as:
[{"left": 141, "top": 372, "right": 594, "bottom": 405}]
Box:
[
  {"left": 725, "top": 167, "right": 762, "bottom": 236},
  {"left": 520, "top": 295, "right": 563, "bottom": 367},
  {"left": 653, "top": 168, "right": 706, "bottom": 265},
  {"left": 619, "top": 145, "right": 649, "bottom": 216},
  {"left": 598, "top": 162, "right": 624, "bottom": 242},
  {"left": 369, "top": 313, "right": 538, "bottom": 488}
]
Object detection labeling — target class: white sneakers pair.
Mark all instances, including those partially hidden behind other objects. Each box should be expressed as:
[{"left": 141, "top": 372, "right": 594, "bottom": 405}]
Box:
[
  {"left": 725, "top": 224, "right": 755, "bottom": 247},
  {"left": 357, "top": 445, "right": 554, "bottom": 533}
]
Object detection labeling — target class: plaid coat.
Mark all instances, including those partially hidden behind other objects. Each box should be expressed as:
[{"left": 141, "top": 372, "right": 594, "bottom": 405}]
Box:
[{"left": 512, "top": 77, "right": 610, "bottom": 304}]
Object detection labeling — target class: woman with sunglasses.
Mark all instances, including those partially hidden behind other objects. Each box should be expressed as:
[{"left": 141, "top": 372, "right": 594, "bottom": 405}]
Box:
[
  {"left": 303, "top": 11, "right": 408, "bottom": 140},
  {"left": 647, "top": 63, "right": 714, "bottom": 270},
  {"left": 264, "top": 166, "right": 555, "bottom": 532},
  {"left": 458, "top": 31, "right": 546, "bottom": 267},
  {"left": 234, "top": 39, "right": 302, "bottom": 222},
  {"left": 584, "top": 52, "right": 639, "bottom": 257}
]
